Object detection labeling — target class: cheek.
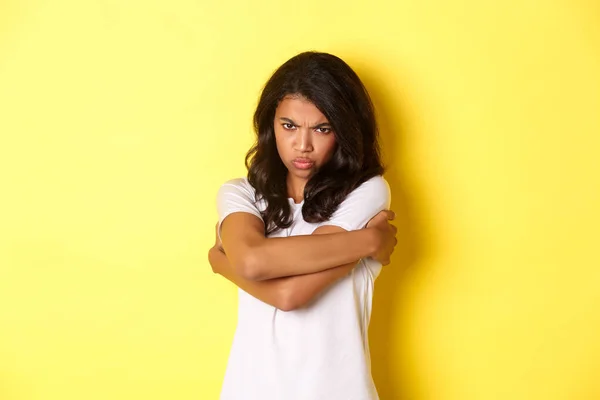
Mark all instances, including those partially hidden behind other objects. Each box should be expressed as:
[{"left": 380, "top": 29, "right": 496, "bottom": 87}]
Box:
[
  {"left": 274, "top": 131, "right": 291, "bottom": 157},
  {"left": 320, "top": 136, "right": 337, "bottom": 161}
]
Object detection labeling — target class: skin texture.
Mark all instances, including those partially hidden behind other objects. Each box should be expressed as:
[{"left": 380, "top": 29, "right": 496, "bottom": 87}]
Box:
[{"left": 210, "top": 95, "right": 397, "bottom": 309}]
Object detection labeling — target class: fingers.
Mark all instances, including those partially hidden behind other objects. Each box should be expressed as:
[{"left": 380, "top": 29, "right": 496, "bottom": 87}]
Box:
[
  {"left": 387, "top": 210, "right": 396, "bottom": 220},
  {"left": 379, "top": 209, "right": 396, "bottom": 220},
  {"left": 367, "top": 209, "right": 397, "bottom": 229}
]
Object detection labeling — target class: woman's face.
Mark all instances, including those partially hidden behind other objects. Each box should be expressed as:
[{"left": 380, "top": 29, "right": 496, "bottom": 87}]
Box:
[{"left": 273, "top": 95, "right": 337, "bottom": 182}]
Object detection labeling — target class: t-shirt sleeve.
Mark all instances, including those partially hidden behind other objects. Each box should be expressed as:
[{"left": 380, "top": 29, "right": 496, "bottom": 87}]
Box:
[
  {"left": 216, "top": 178, "right": 264, "bottom": 240},
  {"left": 316, "top": 176, "right": 391, "bottom": 232}
]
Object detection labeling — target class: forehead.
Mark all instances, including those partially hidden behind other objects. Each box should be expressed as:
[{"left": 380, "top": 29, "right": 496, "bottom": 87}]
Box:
[{"left": 275, "top": 96, "right": 328, "bottom": 121}]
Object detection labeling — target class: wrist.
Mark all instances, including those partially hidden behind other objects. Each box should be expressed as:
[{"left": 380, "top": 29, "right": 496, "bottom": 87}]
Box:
[{"left": 360, "top": 228, "right": 379, "bottom": 258}]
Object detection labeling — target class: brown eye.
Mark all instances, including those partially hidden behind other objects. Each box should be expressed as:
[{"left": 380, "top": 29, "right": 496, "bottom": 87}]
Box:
[
  {"left": 316, "top": 127, "right": 331, "bottom": 134},
  {"left": 282, "top": 123, "right": 295, "bottom": 130}
]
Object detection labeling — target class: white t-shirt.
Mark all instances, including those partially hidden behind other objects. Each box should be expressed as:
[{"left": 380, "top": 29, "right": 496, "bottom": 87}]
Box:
[{"left": 216, "top": 175, "right": 391, "bottom": 400}]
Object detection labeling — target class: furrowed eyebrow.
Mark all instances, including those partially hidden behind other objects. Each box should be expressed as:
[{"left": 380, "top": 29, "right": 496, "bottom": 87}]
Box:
[{"left": 278, "top": 117, "right": 331, "bottom": 129}]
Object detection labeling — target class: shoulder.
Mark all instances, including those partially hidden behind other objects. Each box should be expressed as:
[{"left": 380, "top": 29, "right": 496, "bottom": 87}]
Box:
[
  {"left": 317, "top": 175, "right": 391, "bottom": 231},
  {"left": 216, "top": 177, "right": 263, "bottom": 220},
  {"left": 218, "top": 177, "right": 257, "bottom": 199},
  {"left": 217, "top": 177, "right": 256, "bottom": 203},
  {"left": 355, "top": 175, "right": 390, "bottom": 195},
  {"left": 217, "top": 177, "right": 266, "bottom": 211},
  {"left": 344, "top": 175, "right": 391, "bottom": 205},
  {"left": 220, "top": 177, "right": 255, "bottom": 192}
]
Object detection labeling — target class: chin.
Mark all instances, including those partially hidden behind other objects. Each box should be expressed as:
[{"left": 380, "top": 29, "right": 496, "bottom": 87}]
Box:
[{"left": 289, "top": 168, "right": 316, "bottom": 180}]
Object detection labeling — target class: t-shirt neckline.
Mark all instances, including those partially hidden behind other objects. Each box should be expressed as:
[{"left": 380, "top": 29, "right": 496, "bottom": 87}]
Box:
[{"left": 288, "top": 198, "right": 304, "bottom": 207}]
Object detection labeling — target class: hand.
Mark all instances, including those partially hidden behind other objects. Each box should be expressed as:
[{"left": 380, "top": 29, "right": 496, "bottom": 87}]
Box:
[{"left": 366, "top": 210, "right": 398, "bottom": 265}]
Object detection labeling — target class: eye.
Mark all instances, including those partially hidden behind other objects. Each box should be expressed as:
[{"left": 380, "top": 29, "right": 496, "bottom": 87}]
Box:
[
  {"left": 316, "top": 127, "right": 332, "bottom": 134},
  {"left": 282, "top": 123, "right": 296, "bottom": 130}
]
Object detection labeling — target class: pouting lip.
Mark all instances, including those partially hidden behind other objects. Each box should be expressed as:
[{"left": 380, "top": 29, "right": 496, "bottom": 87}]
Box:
[{"left": 292, "top": 158, "right": 314, "bottom": 163}]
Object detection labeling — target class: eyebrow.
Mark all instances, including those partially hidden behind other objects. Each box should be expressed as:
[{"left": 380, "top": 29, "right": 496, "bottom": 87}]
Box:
[{"left": 278, "top": 117, "right": 331, "bottom": 129}]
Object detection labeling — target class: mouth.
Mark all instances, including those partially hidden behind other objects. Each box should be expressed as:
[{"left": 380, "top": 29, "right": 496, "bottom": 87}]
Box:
[{"left": 292, "top": 158, "right": 314, "bottom": 170}]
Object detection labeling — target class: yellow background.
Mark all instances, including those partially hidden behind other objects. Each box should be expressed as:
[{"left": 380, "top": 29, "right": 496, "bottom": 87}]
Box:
[{"left": 1, "top": 0, "right": 599, "bottom": 399}]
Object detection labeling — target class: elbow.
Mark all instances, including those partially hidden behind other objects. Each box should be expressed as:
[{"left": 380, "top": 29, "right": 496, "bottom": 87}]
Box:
[
  {"left": 234, "top": 251, "right": 266, "bottom": 281},
  {"left": 275, "top": 284, "right": 307, "bottom": 312},
  {"left": 277, "top": 296, "right": 301, "bottom": 312}
]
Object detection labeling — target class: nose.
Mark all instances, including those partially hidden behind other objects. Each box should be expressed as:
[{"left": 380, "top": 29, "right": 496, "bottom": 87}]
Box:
[{"left": 294, "top": 129, "right": 313, "bottom": 152}]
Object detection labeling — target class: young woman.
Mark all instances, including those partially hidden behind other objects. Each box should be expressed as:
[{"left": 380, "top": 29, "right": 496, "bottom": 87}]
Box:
[{"left": 208, "top": 51, "right": 398, "bottom": 400}]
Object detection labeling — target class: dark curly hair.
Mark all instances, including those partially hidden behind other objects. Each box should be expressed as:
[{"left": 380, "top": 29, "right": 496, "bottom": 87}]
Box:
[{"left": 245, "top": 51, "right": 385, "bottom": 235}]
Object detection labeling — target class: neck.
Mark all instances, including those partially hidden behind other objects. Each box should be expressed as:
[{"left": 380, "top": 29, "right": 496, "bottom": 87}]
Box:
[{"left": 286, "top": 174, "right": 306, "bottom": 204}]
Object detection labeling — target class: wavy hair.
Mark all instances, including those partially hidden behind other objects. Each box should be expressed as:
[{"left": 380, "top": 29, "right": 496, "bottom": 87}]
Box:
[{"left": 245, "top": 51, "right": 384, "bottom": 235}]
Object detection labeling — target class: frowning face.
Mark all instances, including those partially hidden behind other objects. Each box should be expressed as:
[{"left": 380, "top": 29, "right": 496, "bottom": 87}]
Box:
[{"left": 274, "top": 95, "right": 337, "bottom": 186}]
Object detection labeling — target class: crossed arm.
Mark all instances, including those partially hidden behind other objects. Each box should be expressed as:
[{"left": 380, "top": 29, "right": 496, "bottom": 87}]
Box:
[{"left": 208, "top": 211, "right": 396, "bottom": 311}]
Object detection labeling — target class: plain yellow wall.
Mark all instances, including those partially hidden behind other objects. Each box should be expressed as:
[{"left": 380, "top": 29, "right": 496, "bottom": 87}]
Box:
[{"left": 1, "top": 0, "right": 599, "bottom": 399}]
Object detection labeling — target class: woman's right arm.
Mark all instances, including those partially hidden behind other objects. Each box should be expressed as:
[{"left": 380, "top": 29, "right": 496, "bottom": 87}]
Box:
[
  {"left": 208, "top": 244, "right": 356, "bottom": 311},
  {"left": 220, "top": 210, "right": 396, "bottom": 281}
]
